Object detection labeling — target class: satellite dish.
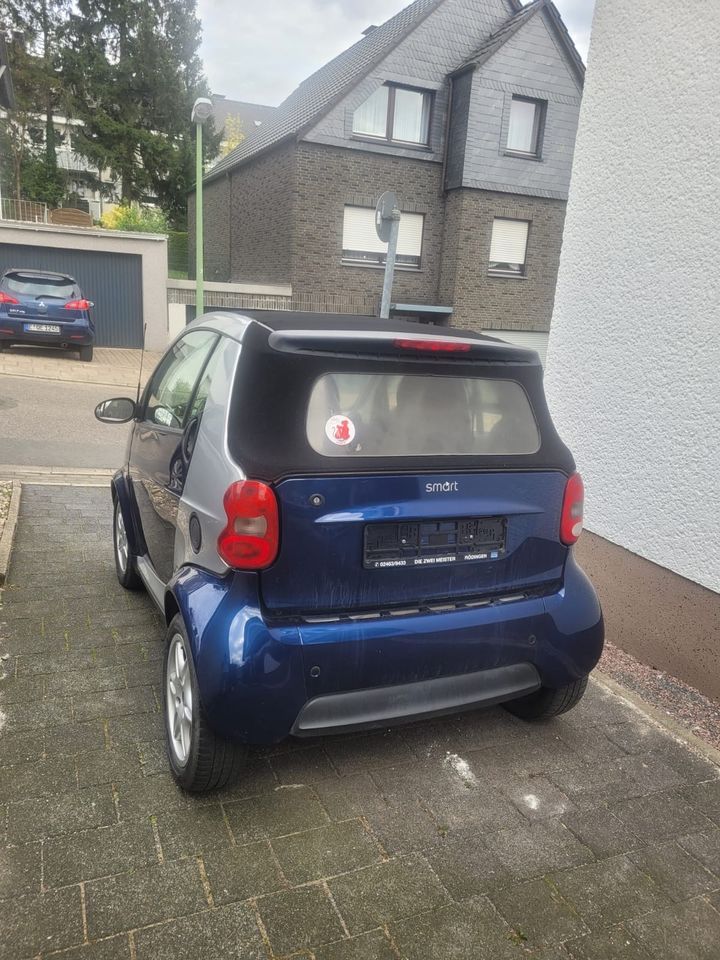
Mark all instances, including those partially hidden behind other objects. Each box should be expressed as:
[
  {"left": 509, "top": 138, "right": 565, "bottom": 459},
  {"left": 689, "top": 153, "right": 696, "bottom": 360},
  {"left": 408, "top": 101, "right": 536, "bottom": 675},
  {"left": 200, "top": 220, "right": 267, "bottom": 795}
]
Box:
[{"left": 375, "top": 191, "right": 398, "bottom": 243}]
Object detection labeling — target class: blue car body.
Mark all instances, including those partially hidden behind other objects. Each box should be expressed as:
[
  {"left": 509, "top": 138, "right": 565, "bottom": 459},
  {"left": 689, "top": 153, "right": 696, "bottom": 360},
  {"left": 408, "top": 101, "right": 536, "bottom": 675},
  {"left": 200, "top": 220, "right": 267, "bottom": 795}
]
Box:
[
  {"left": 0, "top": 268, "right": 95, "bottom": 355},
  {"left": 106, "top": 311, "right": 603, "bottom": 754}
]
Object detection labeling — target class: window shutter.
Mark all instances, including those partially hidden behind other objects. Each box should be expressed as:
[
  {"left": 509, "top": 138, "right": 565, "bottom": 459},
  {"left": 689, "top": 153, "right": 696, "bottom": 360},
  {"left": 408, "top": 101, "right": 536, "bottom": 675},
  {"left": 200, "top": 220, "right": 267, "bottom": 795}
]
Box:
[
  {"left": 489, "top": 219, "right": 529, "bottom": 265},
  {"left": 342, "top": 207, "right": 424, "bottom": 256},
  {"left": 398, "top": 212, "right": 423, "bottom": 257},
  {"left": 343, "top": 207, "right": 386, "bottom": 254}
]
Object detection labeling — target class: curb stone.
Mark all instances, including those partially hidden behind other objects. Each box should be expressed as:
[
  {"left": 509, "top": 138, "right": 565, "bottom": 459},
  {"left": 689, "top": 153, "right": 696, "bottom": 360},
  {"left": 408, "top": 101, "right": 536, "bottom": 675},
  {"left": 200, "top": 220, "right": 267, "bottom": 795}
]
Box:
[
  {"left": 594, "top": 670, "right": 720, "bottom": 769},
  {"left": 0, "top": 480, "right": 21, "bottom": 586}
]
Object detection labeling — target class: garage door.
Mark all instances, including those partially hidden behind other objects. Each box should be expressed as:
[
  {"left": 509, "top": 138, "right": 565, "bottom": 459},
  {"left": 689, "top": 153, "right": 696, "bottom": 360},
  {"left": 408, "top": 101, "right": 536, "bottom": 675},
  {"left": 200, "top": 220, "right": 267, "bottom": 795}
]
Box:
[
  {"left": 486, "top": 330, "right": 549, "bottom": 366},
  {"left": 0, "top": 244, "right": 143, "bottom": 347}
]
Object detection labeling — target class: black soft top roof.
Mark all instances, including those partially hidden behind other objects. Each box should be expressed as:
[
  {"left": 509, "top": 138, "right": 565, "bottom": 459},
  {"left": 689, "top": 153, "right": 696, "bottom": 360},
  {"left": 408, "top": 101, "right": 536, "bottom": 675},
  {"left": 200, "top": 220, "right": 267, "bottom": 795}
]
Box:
[{"left": 226, "top": 314, "right": 573, "bottom": 481}]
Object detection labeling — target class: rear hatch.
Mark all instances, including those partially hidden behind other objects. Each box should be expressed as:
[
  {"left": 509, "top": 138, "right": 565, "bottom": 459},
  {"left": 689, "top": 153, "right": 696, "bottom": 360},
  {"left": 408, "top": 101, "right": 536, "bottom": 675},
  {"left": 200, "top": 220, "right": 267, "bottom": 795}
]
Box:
[
  {"left": 261, "top": 470, "right": 567, "bottom": 615},
  {"left": 0, "top": 271, "right": 82, "bottom": 327},
  {"left": 230, "top": 326, "right": 575, "bottom": 619}
]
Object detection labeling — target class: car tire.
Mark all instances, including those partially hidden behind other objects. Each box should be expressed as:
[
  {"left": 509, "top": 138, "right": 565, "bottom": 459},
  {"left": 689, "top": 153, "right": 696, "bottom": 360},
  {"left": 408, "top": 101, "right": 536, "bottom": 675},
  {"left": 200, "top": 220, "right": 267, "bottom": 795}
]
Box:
[
  {"left": 79, "top": 345, "right": 93, "bottom": 362},
  {"left": 113, "top": 498, "right": 143, "bottom": 590},
  {"left": 504, "top": 675, "right": 589, "bottom": 721},
  {"left": 163, "top": 614, "right": 247, "bottom": 792}
]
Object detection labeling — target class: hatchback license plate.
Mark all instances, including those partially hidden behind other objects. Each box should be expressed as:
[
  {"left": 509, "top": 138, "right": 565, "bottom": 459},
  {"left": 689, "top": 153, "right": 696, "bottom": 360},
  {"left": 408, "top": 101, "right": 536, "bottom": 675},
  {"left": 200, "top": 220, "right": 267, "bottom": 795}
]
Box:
[
  {"left": 25, "top": 323, "right": 61, "bottom": 334},
  {"left": 364, "top": 517, "right": 507, "bottom": 569}
]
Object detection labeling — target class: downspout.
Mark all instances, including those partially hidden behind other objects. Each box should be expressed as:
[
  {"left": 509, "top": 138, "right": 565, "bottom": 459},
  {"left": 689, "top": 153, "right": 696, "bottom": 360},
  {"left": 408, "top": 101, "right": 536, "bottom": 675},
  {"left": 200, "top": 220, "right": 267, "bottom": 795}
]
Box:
[
  {"left": 438, "top": 75, "right": 455, "bottom": 313},
  {"left": 440, "top": 75, "right": 454, "bottom": 195}
]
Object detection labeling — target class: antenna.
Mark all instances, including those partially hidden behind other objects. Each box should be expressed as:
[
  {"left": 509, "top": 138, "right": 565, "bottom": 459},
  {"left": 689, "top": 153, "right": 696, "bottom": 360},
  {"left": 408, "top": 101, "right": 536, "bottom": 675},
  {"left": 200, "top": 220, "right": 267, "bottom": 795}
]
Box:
[{"left": 135, "top": 323, "right": 148, "bottom": 405}]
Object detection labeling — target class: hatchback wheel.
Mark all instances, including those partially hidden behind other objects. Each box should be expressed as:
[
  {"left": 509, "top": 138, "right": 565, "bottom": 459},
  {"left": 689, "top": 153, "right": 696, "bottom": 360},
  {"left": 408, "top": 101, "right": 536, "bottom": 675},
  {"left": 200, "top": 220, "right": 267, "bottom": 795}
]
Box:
[
  {"left": 163, "top": 614, "right": 246, "bottom": 792},
  {"left": 504, "top": 675, "right": 589, "bottom": 721},
  {"left": 79, "top": 345, "right": 93, "bottom": 362},
  {"left": 113, "top": 498, "right": 142, "bottom": 590}
]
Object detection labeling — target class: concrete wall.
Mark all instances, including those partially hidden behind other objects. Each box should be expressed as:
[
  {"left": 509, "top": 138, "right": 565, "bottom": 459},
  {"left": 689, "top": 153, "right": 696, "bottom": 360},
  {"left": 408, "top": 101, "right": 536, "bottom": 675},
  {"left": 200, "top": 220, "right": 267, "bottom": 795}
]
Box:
[
  {"left": 0, "top": 220, "right": 168, "bottom": 351},
  {"left": 545, "top": 0, "right": 719, "bottom": 595},
  {"left": 461, "top": 10, "right": 582, "bottom": 199}
]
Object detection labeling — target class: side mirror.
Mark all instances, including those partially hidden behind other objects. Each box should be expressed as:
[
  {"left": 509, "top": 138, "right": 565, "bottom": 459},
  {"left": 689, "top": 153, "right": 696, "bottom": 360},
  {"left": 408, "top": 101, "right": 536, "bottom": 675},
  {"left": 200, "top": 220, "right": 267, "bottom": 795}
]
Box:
[{"left": 95, "top": 397, "right": 137, "bottom": 424}]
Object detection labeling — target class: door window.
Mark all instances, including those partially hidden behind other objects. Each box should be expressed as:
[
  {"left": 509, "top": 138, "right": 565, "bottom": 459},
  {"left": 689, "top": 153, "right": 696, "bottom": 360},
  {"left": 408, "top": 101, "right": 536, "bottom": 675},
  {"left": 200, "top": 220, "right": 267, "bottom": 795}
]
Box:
[
  {"left": 145, "top": 330, "right": 218, "bottom": 428},
  {"left": 188, "top": 337, "right": 226, "bottom": 421}
]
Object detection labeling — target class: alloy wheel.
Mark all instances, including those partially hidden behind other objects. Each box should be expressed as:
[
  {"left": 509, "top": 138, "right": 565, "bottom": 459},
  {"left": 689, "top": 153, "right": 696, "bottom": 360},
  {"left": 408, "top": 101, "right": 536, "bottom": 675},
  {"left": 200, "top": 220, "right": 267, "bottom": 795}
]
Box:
[
  {"left": 166, "top": 634, "right": 193, "bottom": 765},
  {"left": 115, "top": 504, "right": 129, "bottom": 573}
]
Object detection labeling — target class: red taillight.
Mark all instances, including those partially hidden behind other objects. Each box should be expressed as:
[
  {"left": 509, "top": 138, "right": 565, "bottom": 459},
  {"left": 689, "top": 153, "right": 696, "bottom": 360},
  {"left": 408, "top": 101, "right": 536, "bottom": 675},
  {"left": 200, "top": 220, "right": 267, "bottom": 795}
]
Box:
[
  {"left": 0, "top": 291, "right": 19, "bottom": 305},
  {"left": 217, "top": 480, "right": 279, "bottom": 570},
  {"left": 560, "top": 472, "right": 584, "bottom": 545},
  {"left": 393, "top": 338, "right": 471, "bottom": 353},
  {"left": 65, "top": 299, "right": 92, "bottom": 310}
]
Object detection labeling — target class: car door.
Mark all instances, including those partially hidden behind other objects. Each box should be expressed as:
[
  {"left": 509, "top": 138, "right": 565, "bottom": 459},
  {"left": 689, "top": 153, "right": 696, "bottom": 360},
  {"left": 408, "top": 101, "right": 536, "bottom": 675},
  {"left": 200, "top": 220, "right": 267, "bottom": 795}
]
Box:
[{"left": 129, "top": 329, "right": 219, "bottom": 583}]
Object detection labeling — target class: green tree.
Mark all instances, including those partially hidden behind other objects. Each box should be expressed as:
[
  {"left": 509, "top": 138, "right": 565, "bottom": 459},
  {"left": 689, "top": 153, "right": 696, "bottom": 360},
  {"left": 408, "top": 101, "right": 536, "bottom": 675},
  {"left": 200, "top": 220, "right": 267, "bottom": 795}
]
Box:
[
  {"left": 100, "top": 202, "right": 168, "bottom": 232},
  {"left": 63, "top": 0, "right": 218, "bottom": 228},
  {"left": 1, "top": 1, "right": 70, "bottom": 202},
  {"left": 220, "top": 114, "right": 246, "bottom": 156}
]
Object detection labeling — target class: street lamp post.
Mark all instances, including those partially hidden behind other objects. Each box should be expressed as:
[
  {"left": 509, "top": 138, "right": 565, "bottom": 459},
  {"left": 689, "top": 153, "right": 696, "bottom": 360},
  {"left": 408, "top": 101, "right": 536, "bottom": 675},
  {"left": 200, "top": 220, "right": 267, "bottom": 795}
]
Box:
[{"left": 191, "top": 97, "right": 213, "bottom": 319}]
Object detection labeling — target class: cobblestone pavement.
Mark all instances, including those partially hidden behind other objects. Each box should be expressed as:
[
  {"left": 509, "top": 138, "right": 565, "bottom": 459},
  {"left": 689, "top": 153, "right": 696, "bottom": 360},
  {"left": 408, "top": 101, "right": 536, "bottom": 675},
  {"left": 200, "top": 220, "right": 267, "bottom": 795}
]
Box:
[{"left": 2, "top": 484, "right": 720, "bottom": 960}]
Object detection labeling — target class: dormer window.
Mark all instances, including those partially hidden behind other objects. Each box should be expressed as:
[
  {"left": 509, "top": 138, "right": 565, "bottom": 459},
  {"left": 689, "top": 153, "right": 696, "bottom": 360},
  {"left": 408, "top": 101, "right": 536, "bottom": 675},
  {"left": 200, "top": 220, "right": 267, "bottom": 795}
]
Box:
[
  {"left": 352, "top": 84, "right": 432, "bottom": 146},
  {"left": 506, "top": 96, "right": 546, "bottom": 158}
]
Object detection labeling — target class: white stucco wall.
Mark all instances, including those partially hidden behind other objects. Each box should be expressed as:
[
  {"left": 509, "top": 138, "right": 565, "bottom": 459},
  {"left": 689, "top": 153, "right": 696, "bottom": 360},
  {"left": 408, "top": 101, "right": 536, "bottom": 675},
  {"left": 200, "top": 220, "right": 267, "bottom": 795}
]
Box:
[{"left": 544, "top": 0, "right": 720, "bottom": 593}]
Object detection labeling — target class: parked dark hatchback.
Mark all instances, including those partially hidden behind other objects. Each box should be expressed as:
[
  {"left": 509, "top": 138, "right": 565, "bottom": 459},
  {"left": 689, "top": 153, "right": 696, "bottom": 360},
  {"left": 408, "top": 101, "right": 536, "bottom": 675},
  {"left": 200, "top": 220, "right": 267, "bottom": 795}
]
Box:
[
  {"left": 97, "top": 312, "right": 604, "bottom": 792},
  {"left": 0, "top": 268, "right": 95, "bottom": 361}
]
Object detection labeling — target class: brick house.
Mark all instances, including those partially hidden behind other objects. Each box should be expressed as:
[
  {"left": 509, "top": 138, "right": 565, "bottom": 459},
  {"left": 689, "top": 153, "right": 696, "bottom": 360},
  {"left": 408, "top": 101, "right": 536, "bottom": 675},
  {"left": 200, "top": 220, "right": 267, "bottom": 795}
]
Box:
[{"left": 191, "top": 0, "right": 584, "bottom": 358}]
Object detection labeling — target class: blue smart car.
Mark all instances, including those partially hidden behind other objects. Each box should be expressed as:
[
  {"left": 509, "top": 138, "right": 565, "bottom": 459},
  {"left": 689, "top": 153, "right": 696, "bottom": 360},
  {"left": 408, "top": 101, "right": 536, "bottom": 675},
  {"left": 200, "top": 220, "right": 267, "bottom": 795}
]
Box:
[
  {"left": 0, "top": 268, "right": 95, "bottom": 361},
  {"left": 96, "top": 312, "right": 603, "bottom": 792}
]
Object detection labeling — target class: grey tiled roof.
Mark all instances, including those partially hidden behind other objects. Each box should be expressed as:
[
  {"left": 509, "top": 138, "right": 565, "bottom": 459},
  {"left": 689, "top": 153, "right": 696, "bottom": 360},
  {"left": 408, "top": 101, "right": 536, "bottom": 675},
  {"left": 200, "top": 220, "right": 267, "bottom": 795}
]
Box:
[
  {"left": 210, "top": 96, "right": 277, "bottom": 137},
  {"left": 455, "top": 0, "right": 585, "bottom": 84},
  {"left": 205, "top": 0, "right": 446, "bottom": 181}
]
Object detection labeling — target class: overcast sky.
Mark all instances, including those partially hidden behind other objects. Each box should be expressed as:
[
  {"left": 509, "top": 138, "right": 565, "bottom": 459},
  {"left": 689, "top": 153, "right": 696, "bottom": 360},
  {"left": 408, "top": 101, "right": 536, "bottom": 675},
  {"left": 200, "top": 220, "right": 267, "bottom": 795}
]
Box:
[{"left": 198, "top": 0, "right": 595, "bottom": 106}]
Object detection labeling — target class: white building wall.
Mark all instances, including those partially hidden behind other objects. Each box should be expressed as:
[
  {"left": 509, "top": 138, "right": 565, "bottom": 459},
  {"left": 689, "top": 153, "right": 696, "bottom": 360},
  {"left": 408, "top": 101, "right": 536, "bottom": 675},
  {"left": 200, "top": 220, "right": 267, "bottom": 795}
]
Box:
[{"left": 544, "top": 0, "right": 720, "bottom": 593}]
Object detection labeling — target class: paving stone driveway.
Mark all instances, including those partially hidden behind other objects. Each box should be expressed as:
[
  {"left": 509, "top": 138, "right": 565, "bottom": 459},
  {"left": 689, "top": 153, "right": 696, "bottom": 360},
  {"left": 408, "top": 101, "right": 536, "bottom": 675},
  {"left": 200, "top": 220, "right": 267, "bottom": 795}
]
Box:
[{"left": 2, "top": 485, "right": 720, "bottom": 960}]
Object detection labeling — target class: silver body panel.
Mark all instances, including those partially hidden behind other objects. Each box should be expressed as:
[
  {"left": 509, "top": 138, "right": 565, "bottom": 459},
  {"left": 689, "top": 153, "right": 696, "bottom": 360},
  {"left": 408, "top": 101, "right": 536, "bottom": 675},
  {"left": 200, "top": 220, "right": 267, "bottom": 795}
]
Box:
[{"left": 175, "top": 335, "right": 245, "bottom": 576}]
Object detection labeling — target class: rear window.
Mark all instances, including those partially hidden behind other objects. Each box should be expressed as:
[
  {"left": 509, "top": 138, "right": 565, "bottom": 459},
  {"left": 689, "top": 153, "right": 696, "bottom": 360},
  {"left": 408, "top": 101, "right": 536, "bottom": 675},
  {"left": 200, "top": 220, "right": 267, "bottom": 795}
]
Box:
[
  {"left": 3, "top": 273, "right": 76, "bottom": 299},
  {"left": 306, "top": 373, "right": 540, "bottom": 457}
]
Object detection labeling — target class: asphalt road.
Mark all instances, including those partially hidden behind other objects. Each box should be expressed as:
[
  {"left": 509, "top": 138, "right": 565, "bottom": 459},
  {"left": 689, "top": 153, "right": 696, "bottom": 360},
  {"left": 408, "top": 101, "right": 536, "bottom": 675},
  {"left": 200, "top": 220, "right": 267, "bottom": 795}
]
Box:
[{"left": 0, "top": 374, "right": 131, "bottom": 468}]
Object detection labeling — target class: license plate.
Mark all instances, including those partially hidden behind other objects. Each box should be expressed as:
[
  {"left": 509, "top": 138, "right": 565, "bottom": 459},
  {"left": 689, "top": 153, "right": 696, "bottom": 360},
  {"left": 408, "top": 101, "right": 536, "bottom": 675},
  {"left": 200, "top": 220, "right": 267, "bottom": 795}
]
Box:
[
  {"left": 363, "top": 517, "right": 507, "bottom": 569},
  {"left": 25, "top": 323, "right": 61, "bottom": 334}
]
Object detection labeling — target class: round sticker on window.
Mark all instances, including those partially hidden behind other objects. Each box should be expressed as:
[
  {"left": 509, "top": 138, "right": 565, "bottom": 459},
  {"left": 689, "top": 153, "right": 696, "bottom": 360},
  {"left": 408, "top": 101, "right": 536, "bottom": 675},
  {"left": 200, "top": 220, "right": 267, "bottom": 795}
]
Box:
[{"left": 325, "top": 415, "right": 355, "bottom": 447}]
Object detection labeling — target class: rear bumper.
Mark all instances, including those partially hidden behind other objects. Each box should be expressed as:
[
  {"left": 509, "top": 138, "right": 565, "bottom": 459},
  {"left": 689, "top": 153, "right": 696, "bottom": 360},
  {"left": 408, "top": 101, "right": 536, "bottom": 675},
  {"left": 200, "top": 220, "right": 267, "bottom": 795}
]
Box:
[
  {"left": 0, "top": 317, "right": 94, "bottom": 347},
  {"left": 167, "top": 552, "right": 604, "bottom": 745},
  {"left": 292, "top": 662, "right": 541, "bottom": 736}
]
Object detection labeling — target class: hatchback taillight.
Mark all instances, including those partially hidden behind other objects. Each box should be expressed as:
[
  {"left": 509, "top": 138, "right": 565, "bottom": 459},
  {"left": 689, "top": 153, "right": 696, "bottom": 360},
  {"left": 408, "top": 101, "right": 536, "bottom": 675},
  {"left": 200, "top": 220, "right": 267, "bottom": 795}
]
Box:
[
  {"left": 65, "top": 299, "right": 92, "bottom": 310},
  {"left": 217, "top": 481, "right": 279, "bottom": 569},
  {"left": 0, "top": 291, "right": 19, "bottom": 305},
  {"left": 560, "top": 472, "right": 584, "bottom": 545}
]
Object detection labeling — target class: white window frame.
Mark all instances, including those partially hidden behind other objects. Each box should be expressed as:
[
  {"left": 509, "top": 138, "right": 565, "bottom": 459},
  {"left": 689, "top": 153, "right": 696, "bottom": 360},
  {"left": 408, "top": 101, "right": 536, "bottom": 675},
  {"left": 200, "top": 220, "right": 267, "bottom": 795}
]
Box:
[
  {"left": 488, "top": 218, "right": 530, "bottom": 278},
  {"left": 505, "top": 95, "right": 546, "bottom": 158},
  {"left": 342, "top": 205, "right": 424, "bottom": 270}
]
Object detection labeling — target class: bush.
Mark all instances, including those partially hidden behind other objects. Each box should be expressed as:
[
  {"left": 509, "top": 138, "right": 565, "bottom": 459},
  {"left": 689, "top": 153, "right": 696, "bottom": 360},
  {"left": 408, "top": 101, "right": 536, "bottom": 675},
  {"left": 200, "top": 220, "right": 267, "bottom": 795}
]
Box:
[{"left": 101, "top": 203, "right": 168, "bottom": 233}]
